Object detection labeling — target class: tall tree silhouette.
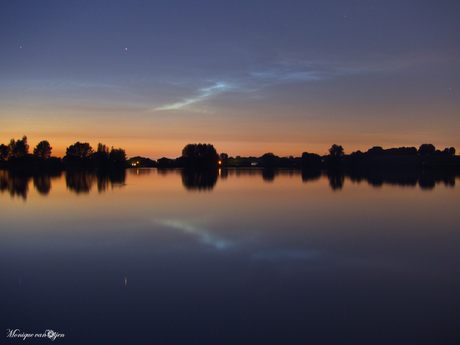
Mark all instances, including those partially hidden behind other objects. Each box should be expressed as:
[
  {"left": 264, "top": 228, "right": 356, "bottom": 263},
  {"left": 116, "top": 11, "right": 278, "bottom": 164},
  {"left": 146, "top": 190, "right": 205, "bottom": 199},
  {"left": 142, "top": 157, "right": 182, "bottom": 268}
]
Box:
[
  {"left": 182, "top": 143, "right": 219, "bottom": 167},
  {"left": 109, "top": 147, "right": 127, "bottom": 168},
  {"left": 8, "top": 136, "right": 29, "bottom": 159},
  {"left": 92, "top": 143, "right": 110, "bottom": 168},
  {"left": 328, "top": 144, "right": 344, "bottom": 166},
  {"left": 33, "top": 140, "right": 52, "bottom": 159},
  {"left": 64, "top": 142, "right": 93, "bottom": 167},
  {"left": 329, "top": 144, "right": 344, "bottom": 158},
  {"left": 0, "top": 144, "right": 9, "bottom": 161}
]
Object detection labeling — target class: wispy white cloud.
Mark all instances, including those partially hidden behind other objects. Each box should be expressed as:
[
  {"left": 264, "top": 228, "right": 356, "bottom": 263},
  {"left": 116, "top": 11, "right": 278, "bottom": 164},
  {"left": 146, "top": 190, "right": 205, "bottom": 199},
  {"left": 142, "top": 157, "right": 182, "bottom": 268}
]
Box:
[
  {"left": 149, "top": 58, "right": 403, "bottom": 112},
  {"left": 153, "top": 82, "right": 232, "bottom": 111}
]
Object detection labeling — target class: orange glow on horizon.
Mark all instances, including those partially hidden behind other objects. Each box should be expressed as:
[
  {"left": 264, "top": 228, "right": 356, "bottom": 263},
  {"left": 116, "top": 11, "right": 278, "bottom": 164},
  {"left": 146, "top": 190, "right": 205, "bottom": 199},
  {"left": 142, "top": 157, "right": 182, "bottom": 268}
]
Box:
[{"left": 1, "top": 130, "right": 459, "bottom": 160}]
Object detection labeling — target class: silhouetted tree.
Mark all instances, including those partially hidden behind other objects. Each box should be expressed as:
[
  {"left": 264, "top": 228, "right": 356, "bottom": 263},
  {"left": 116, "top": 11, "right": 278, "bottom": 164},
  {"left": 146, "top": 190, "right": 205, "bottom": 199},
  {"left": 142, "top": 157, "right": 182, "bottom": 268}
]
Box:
[
  {"left": 261, "top": 152, "right": 277, "bottom": 167},
  {"left": 386, "top": 147, "right": 418, "bottom": 156},
  {"left": 219, "top": 153, "right": 228, "bottom": 166},
  {"left": 157, "top": 157, "right": 174, "bottom": 167},
  {"left": 366, "top": 146, "right": 384, "bottom": 156},
  {"left": 64, "top": 142, "right": 93, "bottom": 167},
  {"left": 327, "top": 144, "right": 344, "bottom": 166},
  {"left": 92, "top": 143, "right": 110, "bottom": 168},
  {"left": 33, "top": 140, "right": 52, "bottom": 159},
  {"left": 66, "top": 142, "right": 93, "bottom": 159},
  {"left": 301, "top": 152, "right": 321, "bottom": 168},
  {"left": 109, "top": 147, "right": 127, "bottom": 168},
  {"left": 329, "top": 144, "right": 344, "bottom": 158},
  {"left": 0, "top": 144, "right": 9, "bottom": 161},
  {"left": 182, "top": 143, "right": 219, "bottom": 167},
  {"left": 418, "top": 144, "right": 435, "bottom": 156},
  {"left": 8, "top": 136, "right": 29, "bottom": 159},
  {"left": 441, "top": 147, "right": 456, "bottom": 156}
]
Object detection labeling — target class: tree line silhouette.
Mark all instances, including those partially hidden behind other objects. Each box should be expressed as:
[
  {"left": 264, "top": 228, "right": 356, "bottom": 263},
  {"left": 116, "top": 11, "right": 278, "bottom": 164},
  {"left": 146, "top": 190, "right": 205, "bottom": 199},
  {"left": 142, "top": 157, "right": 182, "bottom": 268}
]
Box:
[
  {"left": 0, "top": 136, "right": 126, "bottom": 172},
  {"left": 128, "top": 142, "right": 459, "bottom": 169},
  {"left": 1, "top": 137, "right": 459, "bottom": 172}
]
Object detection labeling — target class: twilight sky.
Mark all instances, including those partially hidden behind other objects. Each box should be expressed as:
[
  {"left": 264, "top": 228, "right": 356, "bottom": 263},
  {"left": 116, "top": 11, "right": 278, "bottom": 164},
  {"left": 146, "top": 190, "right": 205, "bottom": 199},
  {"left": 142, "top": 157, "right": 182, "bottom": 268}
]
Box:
[{"left": 1, "top": 0, "right": 459, "bottom": 158}]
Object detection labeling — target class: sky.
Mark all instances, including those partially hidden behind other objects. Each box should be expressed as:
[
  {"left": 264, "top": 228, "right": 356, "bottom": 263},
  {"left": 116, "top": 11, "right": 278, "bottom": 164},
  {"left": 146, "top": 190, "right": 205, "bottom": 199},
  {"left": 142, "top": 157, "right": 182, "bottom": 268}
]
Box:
[{"left": 1, "top": 0, "right": 459, "bottom": 159}]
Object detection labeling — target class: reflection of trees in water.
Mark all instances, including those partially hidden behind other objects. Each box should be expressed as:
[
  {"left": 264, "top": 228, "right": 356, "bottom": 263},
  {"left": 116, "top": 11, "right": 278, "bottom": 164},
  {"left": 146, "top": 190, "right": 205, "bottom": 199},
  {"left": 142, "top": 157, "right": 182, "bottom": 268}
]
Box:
[
  {"left": 219, "top": 168, "right": 305, "bottom": 183},
  {"left": 0, "top": 170, "right": 63, "bottom": 198},
  {"left": 347, "top": 168, "right": 457, "bottom": 190},
  {"left": 327, "top": 170, "right": 345, "bottom": 190},
  {"left": 66, "top": 171, "right": 94, "bottom": 194},
  {"left": 66, "top": 170, "right": 127, "bottom": 194},
  {"left": 349, "top": 169, "right": 418, "bottom": 188},
  {"left": 262, "top": 168, "right": 275, "bottom": 182},
  {"left": 301, "top": 168, "right": 321, "bottom": 183},
  {"left": 0, "top": 171, "right": 7, "bottom": 191},
  {"left": 0, "top": 170, "right": 30, "bottom": 199},
  {"left": 33, "top": 174, "right": 51, "bottom": 195},
  {"left": 181, "top": 169, "right": 218, "bottom": 191},
  {"left": 96, "top": 169, "right": 126, "bottom": 192},
  {"left": 418, "top": 171, "right": 455, "bottom": 190}
]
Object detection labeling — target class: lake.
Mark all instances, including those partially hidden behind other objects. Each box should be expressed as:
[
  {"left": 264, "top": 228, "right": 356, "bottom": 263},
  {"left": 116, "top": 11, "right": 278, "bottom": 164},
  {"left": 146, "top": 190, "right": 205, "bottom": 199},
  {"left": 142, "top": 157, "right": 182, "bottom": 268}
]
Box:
[{"left": 1, "top": 168, "right": 459, "bottom": 344}]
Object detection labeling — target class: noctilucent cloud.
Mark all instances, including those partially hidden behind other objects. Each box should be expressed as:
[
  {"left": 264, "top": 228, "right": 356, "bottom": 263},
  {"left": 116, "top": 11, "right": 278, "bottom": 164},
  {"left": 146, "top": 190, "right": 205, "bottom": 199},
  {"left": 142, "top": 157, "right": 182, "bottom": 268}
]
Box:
[{"left": 1, "top": 1, "right": 459, "bottom": 158}]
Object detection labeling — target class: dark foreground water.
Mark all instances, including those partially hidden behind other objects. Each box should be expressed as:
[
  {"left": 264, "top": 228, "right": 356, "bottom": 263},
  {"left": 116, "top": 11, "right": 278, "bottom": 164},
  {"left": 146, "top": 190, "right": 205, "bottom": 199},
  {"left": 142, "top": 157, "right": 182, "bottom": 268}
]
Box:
[{"left": 1, "top": 168, "right": 459, "bottom": 344}]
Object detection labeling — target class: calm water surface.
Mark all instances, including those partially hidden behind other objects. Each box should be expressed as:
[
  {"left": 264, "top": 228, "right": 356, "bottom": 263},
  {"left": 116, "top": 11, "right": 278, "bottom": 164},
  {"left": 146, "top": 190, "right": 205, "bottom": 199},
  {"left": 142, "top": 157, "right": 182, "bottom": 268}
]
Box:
[{"left": 1, "top": 169, "right": 459, "bottom": 344}]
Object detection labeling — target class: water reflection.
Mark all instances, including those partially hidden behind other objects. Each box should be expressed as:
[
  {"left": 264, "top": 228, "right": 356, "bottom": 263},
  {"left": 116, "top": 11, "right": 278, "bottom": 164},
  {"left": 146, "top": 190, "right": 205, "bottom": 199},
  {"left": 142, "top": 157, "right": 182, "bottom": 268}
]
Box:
[
  {"left": 33, "top": 174, "right": 51, "bottom": 195},
  {"left": 0, "top": 167, "right": 458, "bottom": 199},
  {"left": 0, "top": 170, "right": 126, "bottom": 198},
  {"left": 66, "top": 170, "right": 127, "bottom": 194},
  {"left": 66, "top": 171, "right": 94, "bottom": 194},
  {"left": 301, "top": 168, "right": 321, "bottom": 183},
  {"left": 1, "top": 167, "right": 460, "bottom": 344},
  {"left": 181, "top": 168, "right": 218, "bottom": 191},
  {"left": 262, "top": 168, "right": 275, "bottom": 182},
  {"left": 95, "top": 169, "right": 126, "bottom": 192},
  {"left": 158, "top": 219, "right": 235, "bottom": 249},
  {"left": 327, "top": 169, "right": 345, "bottom": 190},
  {"left": 348, "top": 167, "right": 458, "bottom": 190},
  {"left": 0, "top": 170, "right": 30, "bottom": 199}
]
